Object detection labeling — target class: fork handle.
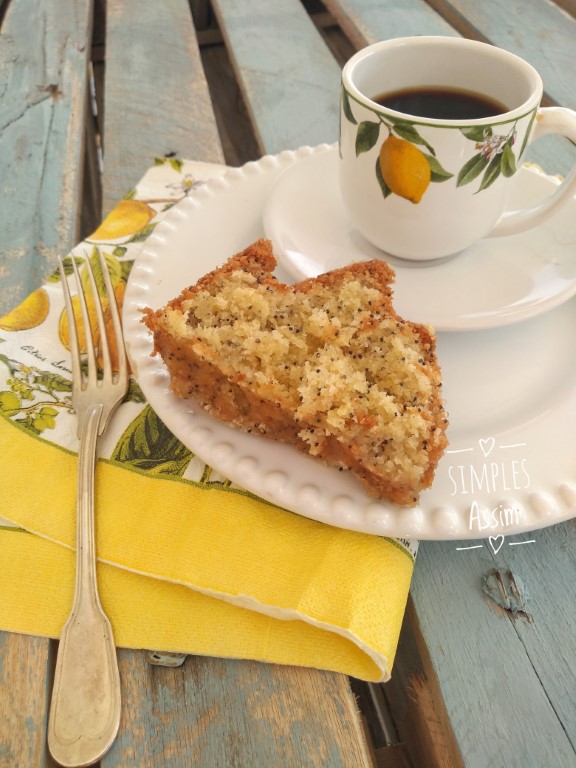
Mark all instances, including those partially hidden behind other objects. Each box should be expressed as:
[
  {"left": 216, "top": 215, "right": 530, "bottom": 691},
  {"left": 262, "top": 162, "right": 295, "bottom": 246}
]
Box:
[{"left": 48, "top": 404, "right": 121, "bottom": 767}]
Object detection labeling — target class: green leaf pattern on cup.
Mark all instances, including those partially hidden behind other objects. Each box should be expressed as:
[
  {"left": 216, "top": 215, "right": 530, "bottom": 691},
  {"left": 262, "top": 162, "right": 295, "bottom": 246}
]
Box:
[
  {"left": 341, "top": 86, "right": 357, "bottom": 125},
  {"left": 456, "top": 124, "right": 518, "bottom": 191},
  {"left": 386, "top": 119, "right": 435, "bottom": 155},
  {"left": 375, "top": 155, "right": 392, "bottom": 199},
  {"left": 343, "top": 92, "right": 521, "bottom": 201},
  {"left": 355, "top": 120, "right": 380, "bottom": 155}
]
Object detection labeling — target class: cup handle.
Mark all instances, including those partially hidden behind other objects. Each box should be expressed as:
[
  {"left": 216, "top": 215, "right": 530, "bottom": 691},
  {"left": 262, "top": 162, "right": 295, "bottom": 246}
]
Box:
[{"left": 489, "top": 107, "right": 576, "bottom": 237}]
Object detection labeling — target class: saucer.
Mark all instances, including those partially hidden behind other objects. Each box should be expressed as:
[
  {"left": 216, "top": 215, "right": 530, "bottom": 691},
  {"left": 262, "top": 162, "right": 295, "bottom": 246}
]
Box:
[{"left": 262, "top": 144, "right": 576, "bottom": 331}]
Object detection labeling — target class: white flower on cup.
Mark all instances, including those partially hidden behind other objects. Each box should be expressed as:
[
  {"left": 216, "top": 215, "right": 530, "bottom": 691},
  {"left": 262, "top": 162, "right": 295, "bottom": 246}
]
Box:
[{"left": 457, "top": 122, "right": 522, "bottom": 192}]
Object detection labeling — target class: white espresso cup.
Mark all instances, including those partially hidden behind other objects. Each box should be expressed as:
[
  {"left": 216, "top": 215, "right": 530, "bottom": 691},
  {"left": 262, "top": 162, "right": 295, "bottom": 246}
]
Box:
[{"left": 339, "top": 36, "right": 576, "bottom": 261}]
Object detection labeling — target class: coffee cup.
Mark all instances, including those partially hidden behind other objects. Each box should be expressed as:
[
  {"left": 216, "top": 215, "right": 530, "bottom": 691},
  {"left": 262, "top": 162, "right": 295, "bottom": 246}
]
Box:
[{"left": 339, "top": 36, "right": 576, "bottom": 261}]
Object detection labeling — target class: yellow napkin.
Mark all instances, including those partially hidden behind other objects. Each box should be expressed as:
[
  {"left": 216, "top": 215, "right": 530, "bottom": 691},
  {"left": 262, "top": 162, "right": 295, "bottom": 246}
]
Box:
[{"left": 0, "top": 158, "right": 416, "bottom": 682}]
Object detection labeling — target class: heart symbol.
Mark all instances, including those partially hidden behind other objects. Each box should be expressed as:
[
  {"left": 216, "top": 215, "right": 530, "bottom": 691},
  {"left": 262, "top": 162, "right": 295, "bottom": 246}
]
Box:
[
  {"left": 489, "top": 534, "right": 505, "bottom": 554},
  {"left": 479, "top": 437, "right": 496, "bottom": 458}
]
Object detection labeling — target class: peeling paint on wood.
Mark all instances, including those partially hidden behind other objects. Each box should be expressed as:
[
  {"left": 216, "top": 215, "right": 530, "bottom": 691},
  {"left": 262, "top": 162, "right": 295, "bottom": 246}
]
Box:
[
  {"left": 0, "top": 0, "right": 94, "bottom": 314},
  {"left": 481, "top": 568, "right": 531, "bottom": 617},
  {"left": 101, "top": 652, "right": 373, "bottom": 767},
  {"left": 412, "top": 521, "right": 576, "bottom": 767},
  {"left": 0, "top": 632, "right": 53, "bottom": 767}
]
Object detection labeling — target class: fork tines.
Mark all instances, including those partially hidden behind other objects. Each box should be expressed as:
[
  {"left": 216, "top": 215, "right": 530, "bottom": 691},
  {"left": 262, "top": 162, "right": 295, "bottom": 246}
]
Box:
[{"left": 58, "top": 251, "right": 128, "bottom": 388}]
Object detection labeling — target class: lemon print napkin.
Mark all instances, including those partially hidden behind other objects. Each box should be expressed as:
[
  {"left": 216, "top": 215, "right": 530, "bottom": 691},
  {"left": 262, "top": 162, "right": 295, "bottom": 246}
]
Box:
[{"left": 0, "top": 158, "right": 417, "bottom": 682}]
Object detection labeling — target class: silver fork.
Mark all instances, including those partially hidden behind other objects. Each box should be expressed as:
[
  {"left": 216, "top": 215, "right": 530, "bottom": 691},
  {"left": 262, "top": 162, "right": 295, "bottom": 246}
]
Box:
[{"left": 48, "top": 251, "right": 127, "bottom": 767}]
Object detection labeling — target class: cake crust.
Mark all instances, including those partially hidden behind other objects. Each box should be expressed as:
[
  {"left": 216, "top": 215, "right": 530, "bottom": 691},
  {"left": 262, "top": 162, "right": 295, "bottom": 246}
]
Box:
[{"left": 142, "top": 239, "right": 448, "bottom": 505}]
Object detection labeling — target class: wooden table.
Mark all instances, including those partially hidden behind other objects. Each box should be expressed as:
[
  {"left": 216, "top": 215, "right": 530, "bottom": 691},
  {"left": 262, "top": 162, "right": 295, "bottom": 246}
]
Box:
[{"left": 1, "top": 1, "right": 576, "bottom": 766}]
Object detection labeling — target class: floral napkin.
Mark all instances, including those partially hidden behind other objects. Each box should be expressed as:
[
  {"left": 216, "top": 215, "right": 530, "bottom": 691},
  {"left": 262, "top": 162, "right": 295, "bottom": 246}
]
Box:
[{"left": 0, "top": 158, "right": 417, "bottom": 682}]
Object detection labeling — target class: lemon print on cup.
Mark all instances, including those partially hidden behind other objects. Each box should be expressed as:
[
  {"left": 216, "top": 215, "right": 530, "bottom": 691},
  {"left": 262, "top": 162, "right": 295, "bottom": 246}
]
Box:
[
  {"left": 342, "top": 87, "right": 454, "bottom": 205},
  {"left": 378, "top": 135, "right": 431, "bottom": 204}
]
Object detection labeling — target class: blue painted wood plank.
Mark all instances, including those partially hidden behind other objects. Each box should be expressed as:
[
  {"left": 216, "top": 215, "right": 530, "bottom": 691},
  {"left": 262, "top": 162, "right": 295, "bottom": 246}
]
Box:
[
  {"left": 211, "top": 0, "right": 342, "bottom": 154},
  {"left": 0, "top": 0, "right": 94, "bottom": 314},
  {"left": 102, "top": 0, "right": 224, "bottom": 214},
  {"left": 323, "top": 0, "right": 458, "bottom": 49},
  {"left": 441, "top": 0, "right": 576, "bottom": 111},
  {"left": 0, "top": 632, "right": 53, "bottom": 766},
  {"left": 102, "top": 652, "right": 373, "bottom": 767},
  {"left": 501, "top": 522, "right": 576, "bottom": 746},
  {"left": 411, "top": 521, "right": 576, "bottom": 767},
  {"left": 523, "top": 133, "right": 576, "bottom": 178}
]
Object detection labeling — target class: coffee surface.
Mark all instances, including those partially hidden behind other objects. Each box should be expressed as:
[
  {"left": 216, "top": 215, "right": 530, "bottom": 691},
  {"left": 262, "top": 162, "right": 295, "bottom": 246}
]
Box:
[{"left": 373, "top": 87, "right": 507, "bottom": 120}]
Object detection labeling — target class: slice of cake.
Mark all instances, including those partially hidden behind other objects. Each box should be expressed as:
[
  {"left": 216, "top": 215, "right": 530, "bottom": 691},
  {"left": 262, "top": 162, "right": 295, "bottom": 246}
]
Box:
[{"left": 142, "top": 238, "right": 448, "bottom": 505}]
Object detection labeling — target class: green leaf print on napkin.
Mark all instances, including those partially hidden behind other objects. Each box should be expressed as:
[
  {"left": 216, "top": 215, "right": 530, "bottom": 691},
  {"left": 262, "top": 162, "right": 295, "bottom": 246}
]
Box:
[
  {"left": 0, "top": 352, "right": 73, "bottom": 435},
  {"left": 111, "top": 405, "right": 193, "bottom": 477}
]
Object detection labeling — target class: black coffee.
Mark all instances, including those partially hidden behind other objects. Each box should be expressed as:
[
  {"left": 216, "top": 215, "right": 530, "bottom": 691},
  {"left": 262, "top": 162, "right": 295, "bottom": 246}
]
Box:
[{"left": 373, "top": 87, "right": 508, "bottom": 120}]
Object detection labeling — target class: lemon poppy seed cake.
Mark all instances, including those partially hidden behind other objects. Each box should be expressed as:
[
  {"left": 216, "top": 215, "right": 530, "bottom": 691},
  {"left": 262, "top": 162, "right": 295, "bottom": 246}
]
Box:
[{"left": 142, "top": 239, "right": 448, "bottom": 506}]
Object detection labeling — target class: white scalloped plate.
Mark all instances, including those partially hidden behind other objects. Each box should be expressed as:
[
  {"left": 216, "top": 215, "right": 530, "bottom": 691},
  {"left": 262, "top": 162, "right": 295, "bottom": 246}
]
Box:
[{"left": 123, "top": 146, "right": 576, "bottom": 540}]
